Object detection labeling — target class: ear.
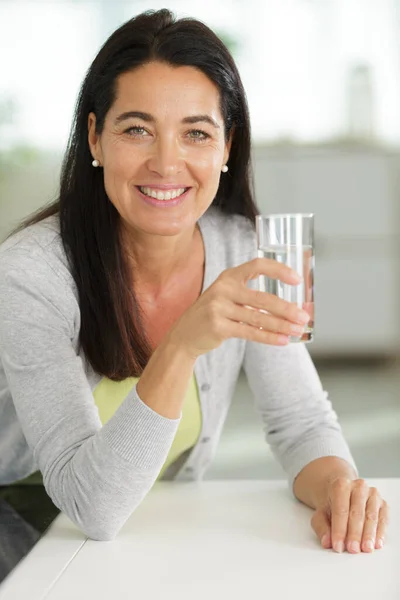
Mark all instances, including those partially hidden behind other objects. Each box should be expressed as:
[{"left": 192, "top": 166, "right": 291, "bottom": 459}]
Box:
[
  {"left": 223, "top": 128, "right": 234, "bottom": 165},
  {"left": 88, "top": 112, "right": 103, "bottom": 165}
]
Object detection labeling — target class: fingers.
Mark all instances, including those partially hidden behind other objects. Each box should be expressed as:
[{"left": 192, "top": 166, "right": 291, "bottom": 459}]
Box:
[
  {"left": 375, "top": 500, "right": 389, "bottom": 550},
  {"left": 311, "top": 508, "right": 332, "bottom": 549},
  {"left": 228, "top": 320, "right": 291, "bottom": 346},
  {"left": 232, "top": 257, "right": 302, "bottom": 286},
  {"left": 236, "top": 287, "right": 310, "bottom": 326},
  {"left": 329, "top": 477, "right": 352, "bottom": 553},
  {"left": 359, "top": 488, "right": 381, "bottom": 553},
  {"left": 325, "top": 478, "right": 389, "bottom": 555},
  {"left": 229, "top": 304, "right": 306, "bottom": 338},
  {"left": 346, "top": 480, "right": 370, "bottom": 553}
]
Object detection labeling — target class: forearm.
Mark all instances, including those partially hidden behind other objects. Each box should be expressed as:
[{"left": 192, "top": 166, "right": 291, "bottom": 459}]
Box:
[
  {"left": 293, "top": 456, "right": 358, "bottom": 509},
  {"left": 49, "top": 335, "right": 195, "bottom": 539},
  {"left": 137, "top": 331, "right": 197, "bottom": 419}
]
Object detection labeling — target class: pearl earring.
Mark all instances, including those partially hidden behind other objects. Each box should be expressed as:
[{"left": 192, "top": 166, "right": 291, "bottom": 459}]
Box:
[
  {"left": 92, "top": 159, "right": 100, "bottom": 167},
  {"left": 221, "top": 165, "right": 228, "bottom": 173}
]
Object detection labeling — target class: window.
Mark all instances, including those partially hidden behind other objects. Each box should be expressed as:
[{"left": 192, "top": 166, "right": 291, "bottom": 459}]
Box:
[{"left": 1, "top": 0, "right": 400, "bottom": 151}]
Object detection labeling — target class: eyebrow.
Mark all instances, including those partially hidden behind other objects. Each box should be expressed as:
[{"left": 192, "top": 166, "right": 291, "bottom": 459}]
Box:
[{"left": 114, "top": 111, "right": 220, "bottom": 128}]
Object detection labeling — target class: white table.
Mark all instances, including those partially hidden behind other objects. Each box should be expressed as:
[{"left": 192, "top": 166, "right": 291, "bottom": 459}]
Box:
[{"left": 0, "top": 479, "right": 399, "bottom": 600}]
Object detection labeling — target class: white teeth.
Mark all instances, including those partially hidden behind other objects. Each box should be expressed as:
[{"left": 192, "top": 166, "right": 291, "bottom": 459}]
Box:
[{"left": 139, "top": 187, "right": 186, "bottom": 201}]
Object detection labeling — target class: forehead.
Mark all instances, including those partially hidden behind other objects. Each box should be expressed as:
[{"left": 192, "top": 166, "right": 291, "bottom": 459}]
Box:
[{"left": 111, "top": 61, "right": 222, "bottom": 121}]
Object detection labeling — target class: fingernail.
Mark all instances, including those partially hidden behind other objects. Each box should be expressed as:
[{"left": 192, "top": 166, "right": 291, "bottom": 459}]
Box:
[
  {"left": 290, "top": 325, "right": 305, "bottom": 336},
  {"left": 348, "top": 541, "right": 360, "bottom": 553},
  {"left": 376, "top": 538, "right": 384, "bottom": 549},
  {"left": 364, "top": 540, "right": 374, "bottom": 552},
  {"left": 333, "top": 541, "right": 344, "bottom": 553},
  {"left": 321, "top": 534, "right": 330, "bottom": 548},
  {"left": 297, "top": 311, "right": 310, "bottom": 324},
  {"left": 291, "top": 271, "right": 302, "bottom": 282}
]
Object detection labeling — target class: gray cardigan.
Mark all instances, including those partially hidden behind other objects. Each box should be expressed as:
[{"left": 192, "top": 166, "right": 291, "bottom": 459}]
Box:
[{"left": 0, "top": 207, "right": 356, "bottom": 540}]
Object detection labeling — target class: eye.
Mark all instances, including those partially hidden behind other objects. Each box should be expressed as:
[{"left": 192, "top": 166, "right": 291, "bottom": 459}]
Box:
[
  {"left": 124, "top": 125, "right": 149, "bottom": 137},
  {"left": 187, "top": 129, "right": 210, "bottom": 142}
]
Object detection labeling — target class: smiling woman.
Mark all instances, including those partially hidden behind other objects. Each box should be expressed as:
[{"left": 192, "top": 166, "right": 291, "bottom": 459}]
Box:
[
  {"left": 87, "top": 62, "right": 231, "bottom": 242},
  {"left": 0, "top": 8, "right": 387, "bottom": 557}
]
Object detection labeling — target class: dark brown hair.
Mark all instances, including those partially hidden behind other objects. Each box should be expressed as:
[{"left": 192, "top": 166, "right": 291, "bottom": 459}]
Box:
[{"left": 16, "top": 9, "right": 258, "bottom": 379}]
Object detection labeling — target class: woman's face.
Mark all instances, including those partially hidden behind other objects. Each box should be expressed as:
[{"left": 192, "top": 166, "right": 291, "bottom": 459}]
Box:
[{"left": 88, "top": 61, "right": 232, "bottom": 238}]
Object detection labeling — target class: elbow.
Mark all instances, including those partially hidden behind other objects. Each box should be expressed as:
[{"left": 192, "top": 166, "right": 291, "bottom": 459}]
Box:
[
  {"left": 44, "top": 464, "right": 153, "bottom": 541},
  {"left": 71, "top": 507, "right": 125, "bottom": 541},
  {"left": 84, "top": 526, "right": 119, "bottom": 542},
  {"left": 51, "top": 492, "right": 131, "bottom": 541}
]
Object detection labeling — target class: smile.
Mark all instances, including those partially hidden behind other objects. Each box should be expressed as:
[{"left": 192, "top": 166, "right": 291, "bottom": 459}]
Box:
[{"left": 138, "top": 186, "right": 189, "bottom": 201}]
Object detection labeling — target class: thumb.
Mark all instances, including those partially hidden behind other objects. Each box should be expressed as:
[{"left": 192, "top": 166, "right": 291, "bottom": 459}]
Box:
[{"left": 311, "top": 507, "right": 332, "bottom": 549}]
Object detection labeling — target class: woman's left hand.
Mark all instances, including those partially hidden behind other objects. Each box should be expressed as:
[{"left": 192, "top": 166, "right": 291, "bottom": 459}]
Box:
[{"left": 311, "top": 477, "right": 389, "bottom": 553}]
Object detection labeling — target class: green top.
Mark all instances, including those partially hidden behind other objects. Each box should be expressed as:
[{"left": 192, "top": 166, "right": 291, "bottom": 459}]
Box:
[
  {"left": 93, "top": 375, "right": 202, "bottom": 479},
  {"left": 17, "top": 375, "right": 202, "bottom": 485}
]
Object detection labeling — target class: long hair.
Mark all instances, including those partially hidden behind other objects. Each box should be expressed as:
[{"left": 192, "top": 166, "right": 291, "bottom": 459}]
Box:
[{"left": 15, "top": 9, "right": 258, "bottom": 379}]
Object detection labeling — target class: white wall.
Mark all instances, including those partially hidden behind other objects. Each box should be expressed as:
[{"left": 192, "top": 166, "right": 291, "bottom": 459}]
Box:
[{"left": 0, "top": 154, "right": 61, "bottom": 241}]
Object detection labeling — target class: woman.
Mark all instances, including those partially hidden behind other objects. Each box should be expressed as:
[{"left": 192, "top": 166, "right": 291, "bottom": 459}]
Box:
[{"left": 0, "top": 9, "right": 388, "bottom": 552}]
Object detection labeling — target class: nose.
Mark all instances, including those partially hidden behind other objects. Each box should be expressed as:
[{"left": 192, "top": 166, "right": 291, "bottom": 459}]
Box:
[{"left": 146, "top": 135, "right": 185, "bottom": 178}]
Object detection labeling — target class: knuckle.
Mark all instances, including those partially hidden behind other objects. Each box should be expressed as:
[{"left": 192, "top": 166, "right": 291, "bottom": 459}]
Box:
[
  {"left": 332, "top": 505, "right": 349, "bottom": 517},
  {"left": 252, "top": 257, "right": 264, "bottom": 270},
  {"left": 349, "top": 507, "right": 364, "bottom": 520},
  {"left": 266, "top": 316, "right": 281, "bottom": 333},
  {"left": 332, "top": 477, "right": 350, "bottom": 491},
  {"left": 247, "top": 309, "right": 261, "bottom": 328},
  {"left": 365, "top": 510, "right": 379, "bottom": 523},
  {"left": 354, "top": 479, "right": 367, "bottom": 490}
]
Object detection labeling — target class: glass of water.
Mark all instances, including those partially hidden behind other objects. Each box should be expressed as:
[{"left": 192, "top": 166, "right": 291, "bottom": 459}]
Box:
[{"left": 255, "top": 213, "right": 314, "bottom": 343}]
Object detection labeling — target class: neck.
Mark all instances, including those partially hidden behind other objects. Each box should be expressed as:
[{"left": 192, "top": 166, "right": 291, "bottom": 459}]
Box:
[{"left": 122, "top": 223, "right": 201, "bottom": 296}]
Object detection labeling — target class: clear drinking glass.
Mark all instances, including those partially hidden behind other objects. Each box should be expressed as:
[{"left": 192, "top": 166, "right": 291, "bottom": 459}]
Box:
[{"left": 255, "top": 213, "right": 314, "bottom": 343}]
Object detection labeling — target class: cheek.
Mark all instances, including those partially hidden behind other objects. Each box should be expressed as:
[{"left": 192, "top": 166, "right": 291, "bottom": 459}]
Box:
[
  {"left": 190, "top": 149, "right": 223, "bottom": 186},
  {"left": 102, "top": 147, "right": 137, "bottom": 196},
  {"left": 105, "top": 145, "right": 134, "bottom": 175}
]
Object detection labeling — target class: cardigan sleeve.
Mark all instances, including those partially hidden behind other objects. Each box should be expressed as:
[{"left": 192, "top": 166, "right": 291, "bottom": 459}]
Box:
[
  {"left": 0, "top": 248, "right": 180, "bottom": 540},
  {"left": 243, "top": 340, "right": 357, "bottom": 489}
]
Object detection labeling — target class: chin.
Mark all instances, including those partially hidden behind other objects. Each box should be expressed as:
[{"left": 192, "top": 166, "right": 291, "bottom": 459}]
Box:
[{"left": 132, "top": 219, "right": 190, "bottom": 238}]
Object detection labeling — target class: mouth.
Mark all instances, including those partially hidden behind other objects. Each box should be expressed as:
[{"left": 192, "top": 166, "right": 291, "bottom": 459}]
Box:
[
  {"left": 138, "top": 186, "right": 190, "bottom": 200},
  {"left": 136, "top": 185, "right": 191, "bottom": 206}
]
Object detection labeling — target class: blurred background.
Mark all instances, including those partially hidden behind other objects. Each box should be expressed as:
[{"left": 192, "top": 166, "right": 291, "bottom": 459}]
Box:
[{"left": 0, "top": 0, "right": 399, "bottom": 479}]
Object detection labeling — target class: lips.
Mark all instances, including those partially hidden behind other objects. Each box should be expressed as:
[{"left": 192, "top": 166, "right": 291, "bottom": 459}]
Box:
[
  {"left": 136, "top": 186, "right": 191, "bottom": 207},
  {"left": 138, "top": 186, "right": 189, "bottom": 201}
]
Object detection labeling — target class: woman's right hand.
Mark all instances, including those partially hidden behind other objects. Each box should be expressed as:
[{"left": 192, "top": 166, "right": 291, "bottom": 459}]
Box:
[{"left": 169, "top": 257, "right": 311, "bottom": 359}]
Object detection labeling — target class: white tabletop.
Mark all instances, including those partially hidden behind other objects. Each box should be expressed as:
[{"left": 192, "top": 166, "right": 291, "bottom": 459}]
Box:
[
  {"left": 0, "top": 512, "right": 85, "bottom": 600},
  {"left": 1, "top": 479, "right": 399, "bottom": 600}
]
